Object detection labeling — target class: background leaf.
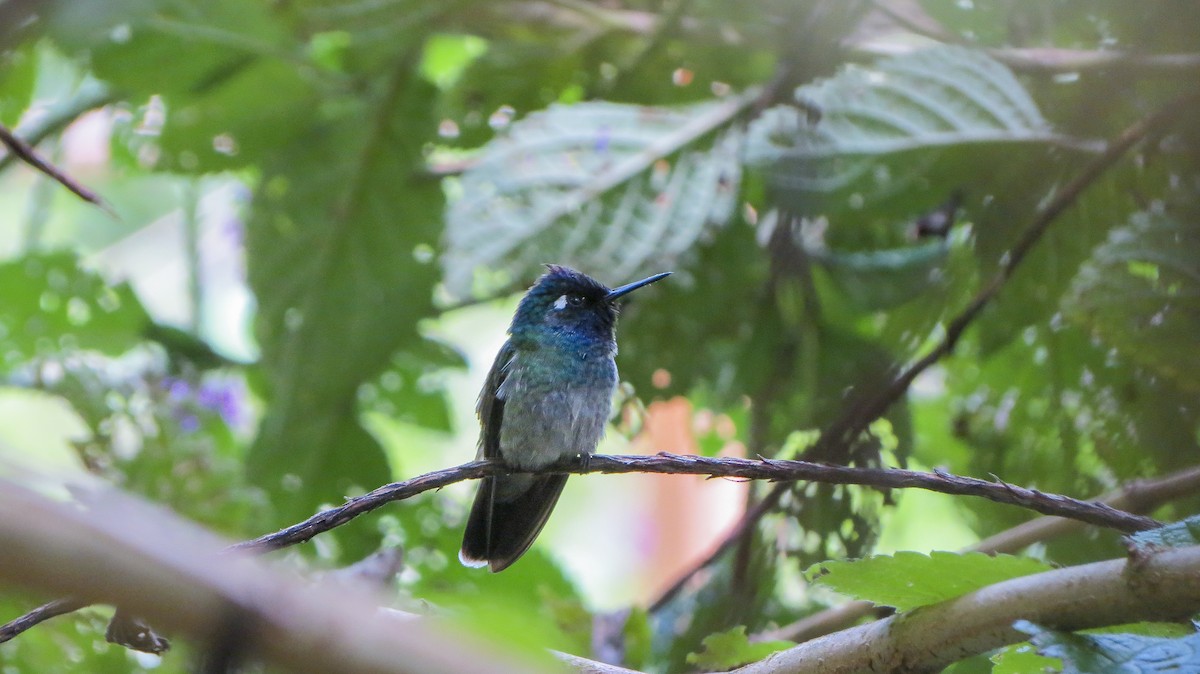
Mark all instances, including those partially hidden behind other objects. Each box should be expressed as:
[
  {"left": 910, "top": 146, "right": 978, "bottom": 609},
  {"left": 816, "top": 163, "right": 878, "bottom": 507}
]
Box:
[
  {"left": 245, "top": 66, "right": 445, "bottom": 532},
  {"left": 1065, "top": 211, "right": 1200, "bottom": 391},
  {"left": 0, "top": 252, "right": 149, "bottom": 372}
]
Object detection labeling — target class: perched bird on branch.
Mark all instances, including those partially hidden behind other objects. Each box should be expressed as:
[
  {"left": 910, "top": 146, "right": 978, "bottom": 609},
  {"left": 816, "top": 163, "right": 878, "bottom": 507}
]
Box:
[{"left": 460, "top": 265, "right": 670, "bottom": 572}]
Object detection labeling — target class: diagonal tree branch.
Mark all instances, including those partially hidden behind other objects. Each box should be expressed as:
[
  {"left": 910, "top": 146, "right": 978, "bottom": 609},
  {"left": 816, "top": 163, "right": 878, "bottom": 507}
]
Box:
[
  {"left": 0, "top": 452, "right": 1159, "bottom": 643},
  {"left": 647, "top": 90, "right": 1200, "bottom": 612}
]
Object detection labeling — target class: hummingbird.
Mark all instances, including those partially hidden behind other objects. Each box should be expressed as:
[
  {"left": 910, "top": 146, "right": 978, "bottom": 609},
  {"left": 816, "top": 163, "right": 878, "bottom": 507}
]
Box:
[{"left": 459, "top": 265, "right": 671, "bottom": 572}]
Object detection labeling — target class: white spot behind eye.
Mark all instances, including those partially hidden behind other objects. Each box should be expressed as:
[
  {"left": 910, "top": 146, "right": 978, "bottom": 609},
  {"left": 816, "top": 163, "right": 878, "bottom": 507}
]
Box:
[{"left": 554, "top": 295, "right": 568, "bottom": 310}]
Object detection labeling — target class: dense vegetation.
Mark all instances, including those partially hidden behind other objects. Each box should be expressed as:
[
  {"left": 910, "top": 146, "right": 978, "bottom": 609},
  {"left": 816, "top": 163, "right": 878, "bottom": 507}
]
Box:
[{"left": 1, "top": 1, "right": 1198, "bottom": 672}]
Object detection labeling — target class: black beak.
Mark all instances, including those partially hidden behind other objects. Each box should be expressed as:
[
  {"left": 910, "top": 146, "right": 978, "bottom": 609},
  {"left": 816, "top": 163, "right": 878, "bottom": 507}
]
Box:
[{"left": 606, "top": 272, "right": 671, "bottom": 302}]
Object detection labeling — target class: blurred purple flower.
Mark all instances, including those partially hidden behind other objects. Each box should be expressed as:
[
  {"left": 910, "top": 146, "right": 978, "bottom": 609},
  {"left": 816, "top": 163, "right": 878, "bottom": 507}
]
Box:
[
  {"left": 197, "top": 379, "right": 245, "bottom": 428},
  {"left": 178, "top": 414, "right": 200, "bottom": 433},
  {"left": 159, "top": 375, "right": 247, "bottom": 433},
  {"left": 594, "top": 125, "right": 611, "bottom": 153},
  {"left": 163, "top": 377, "right": 192, "bottom": 401}
]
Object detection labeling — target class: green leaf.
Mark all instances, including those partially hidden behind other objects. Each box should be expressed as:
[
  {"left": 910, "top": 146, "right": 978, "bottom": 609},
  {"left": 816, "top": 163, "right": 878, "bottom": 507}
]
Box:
[
  {"left": 650, "top": 532, "right": 777, "bottom": 672},
  {"left": 1018, "top": 621, "right": 1200, "bottom": 674},
  {"left": 420, "top": 33, "right": 488, "bottom": 90},
  {"left": 972, "top": 167, "right": 1141, "bottom": 355},
  {"left": 1129, "top": 515, "right": 1200, "bottom": 550},
  {"left": 157, "top": 56, "right": 317, "bottom": 171},
  {"left": 0, "top": 252, "right": 150, "bottom": 373},
  {"left": 358, "top": 337, "right": 465, "bottom": 433},
  {"left": 991, "top": 641, "right": 1061, "bottom": 674},
  {"left": 746, "top": 45, "right": 1059, "bottom": 225},
  {"left": 805, "top": 551, "right": 1052, "bottom": 611},
  {"left": 246, "top": 68, "right": 444, "bottom": 527},
  {"left": 0, "top": 43, "right": 38, "bottom": 126},
  {"left": 686, "top": 626, "right": 794, "bottom": 671},
  {"left": 75, "top": 1, "right": 316, "bottom": 172},
  {"left": 1065, "top": 212, "right": 1200, "bottom": 391},
  {"left": 622, "top": 607, "right": 653, "bottom": 671},
  {"left": 442, "top": 96, "right": 749, "bottom": 297},
  {"left": 809, "top": 239, "right": 951, "bottom": 311}
]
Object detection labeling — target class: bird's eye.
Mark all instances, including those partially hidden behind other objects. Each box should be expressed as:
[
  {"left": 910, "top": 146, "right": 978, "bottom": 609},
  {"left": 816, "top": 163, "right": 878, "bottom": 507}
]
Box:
[{"left": 567, "top": 294, "right": 585, "bottom": 306}]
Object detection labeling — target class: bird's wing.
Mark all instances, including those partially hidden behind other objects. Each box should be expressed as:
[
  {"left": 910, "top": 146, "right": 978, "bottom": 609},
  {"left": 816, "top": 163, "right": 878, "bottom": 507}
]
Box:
[{"left": 476, "top": 339, "right": 515, "bottom": 460}]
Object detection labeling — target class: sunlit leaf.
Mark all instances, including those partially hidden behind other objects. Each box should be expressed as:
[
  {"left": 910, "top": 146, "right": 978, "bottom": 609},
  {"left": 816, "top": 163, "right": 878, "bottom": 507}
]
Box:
[
  {"left": 805, "top": 551, "right": 1051, "bottom": 611},
  {"left": 991, "top": 641, "right": 1062, "bottom": 674},
  {"left": 686, "top": 625, "right": 794, "bottom": 670}
]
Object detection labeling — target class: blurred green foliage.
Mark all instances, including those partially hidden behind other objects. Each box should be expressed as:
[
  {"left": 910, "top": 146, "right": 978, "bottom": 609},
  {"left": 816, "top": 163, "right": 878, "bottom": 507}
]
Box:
[{"left": 1, "top": 1, "right": 1199, "bottom": 672}]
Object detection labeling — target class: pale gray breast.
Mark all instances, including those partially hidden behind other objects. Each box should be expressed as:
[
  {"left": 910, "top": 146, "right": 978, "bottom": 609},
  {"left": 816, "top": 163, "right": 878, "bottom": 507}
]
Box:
[{"left": 497, "top": 353, "right": 617, "bottom": 470}]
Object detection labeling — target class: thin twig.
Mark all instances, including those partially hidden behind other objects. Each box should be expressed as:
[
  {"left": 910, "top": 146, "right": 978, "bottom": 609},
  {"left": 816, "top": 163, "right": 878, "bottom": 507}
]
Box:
[
  {"left": 0, "top": 597, "right": 86, "bottom": 642},
  {"left": 647, "top": 90, "right": 1200, "bottom": 612},
  {"left": 0, "top": 123, "right": 111, "bottom": 211},
  {"left": 0, "top": 452, "right": 1159, "bottom": 643}
]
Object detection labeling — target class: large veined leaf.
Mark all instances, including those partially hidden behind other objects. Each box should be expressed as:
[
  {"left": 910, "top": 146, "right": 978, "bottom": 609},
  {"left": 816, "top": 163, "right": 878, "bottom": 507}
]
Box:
[
  {"left": 1065, "top": 212, "right": 1200, "bottom": 391},
  {"left": 442, "top": 96, "right": 750, "bottom": 297},
  {"left": 246, "top": 70, "right": 446, "bottom": 530},
  {"left": 745, "top": 45, "right": 1061, "bottom": 225}
]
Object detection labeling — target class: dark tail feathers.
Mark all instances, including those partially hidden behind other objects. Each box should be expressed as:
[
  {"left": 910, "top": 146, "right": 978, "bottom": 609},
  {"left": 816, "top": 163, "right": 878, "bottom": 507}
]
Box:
[{"left": 460, "top": 474, "right": 568, "bottom": 572}]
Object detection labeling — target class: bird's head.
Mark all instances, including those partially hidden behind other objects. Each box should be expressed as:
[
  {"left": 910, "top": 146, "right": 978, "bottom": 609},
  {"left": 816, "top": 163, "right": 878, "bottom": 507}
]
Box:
[{"left": 509, "top": 265, "right": 670, "bottom": 346}]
